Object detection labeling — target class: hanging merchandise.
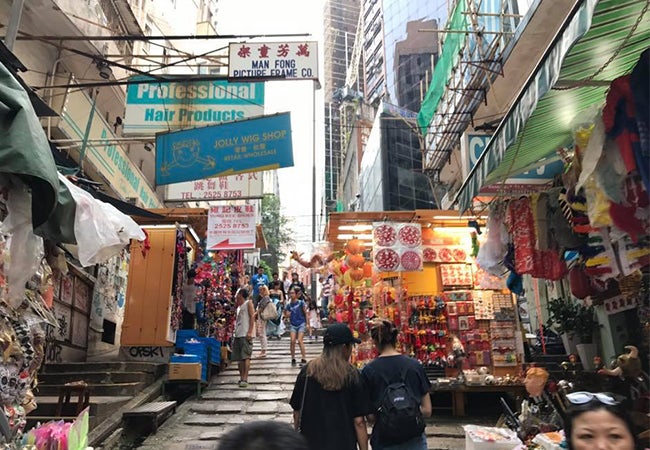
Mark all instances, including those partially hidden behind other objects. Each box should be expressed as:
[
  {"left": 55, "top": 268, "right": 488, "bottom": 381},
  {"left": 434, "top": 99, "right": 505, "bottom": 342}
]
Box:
[{"left": 373, "top": 222, "right": 423, "bottom": 272}]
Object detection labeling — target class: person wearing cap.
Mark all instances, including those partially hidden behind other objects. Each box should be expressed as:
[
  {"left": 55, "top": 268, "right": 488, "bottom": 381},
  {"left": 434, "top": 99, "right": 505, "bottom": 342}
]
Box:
[{"left": 289, "top": 323, "right": 371, "bottom": 450}]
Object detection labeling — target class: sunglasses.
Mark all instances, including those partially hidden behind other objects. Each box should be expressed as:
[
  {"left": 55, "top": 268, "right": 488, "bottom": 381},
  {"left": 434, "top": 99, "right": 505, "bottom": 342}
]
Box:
[{"left": 565, "top": 391, "right": 619, "bottom": 406}]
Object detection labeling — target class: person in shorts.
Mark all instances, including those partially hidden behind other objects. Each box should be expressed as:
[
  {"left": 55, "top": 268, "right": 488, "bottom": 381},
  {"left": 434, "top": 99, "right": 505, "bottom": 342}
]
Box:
[
  {"left": 284, "top": 288, "right": 310, "bottom": 366},
  {"left": 231, "top": 288, "right": 255, "bottom": 388}
]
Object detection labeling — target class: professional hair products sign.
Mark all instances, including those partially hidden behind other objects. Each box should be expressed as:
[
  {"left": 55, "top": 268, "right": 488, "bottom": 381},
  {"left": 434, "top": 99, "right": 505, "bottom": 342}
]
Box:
[{"left": 123, "top": 76, "right": 264, "bottom": 134}]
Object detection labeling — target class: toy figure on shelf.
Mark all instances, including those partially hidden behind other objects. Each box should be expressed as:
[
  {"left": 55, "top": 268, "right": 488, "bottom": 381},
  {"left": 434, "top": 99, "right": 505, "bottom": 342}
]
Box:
[
  {"left": 598, "top": 345, "right": 642, "bottom": 380},
  {"left": 518, "top": 367, "right": 563, "bottom": 443},
  {"left": 593, "top": 355, "right": 604, "bottom": 371},
  {"left": 560, "top": 353, "right": 580, "bottom": 378},
  {"left": 448, "top": 334, "right": 466, "bottom": 381}
]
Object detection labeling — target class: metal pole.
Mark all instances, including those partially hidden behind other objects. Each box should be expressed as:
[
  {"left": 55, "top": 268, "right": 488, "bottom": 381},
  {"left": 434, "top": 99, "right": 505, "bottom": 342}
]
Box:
[
  {"left": 4, "top": 0, "right": 25, "bottom": 51},
  {"left": 79, "top": 89, "right": 99, "bottom": 174},
  {"left": 328, "top": 102, "right": 333, "bottom": 205},
  {"left": 311, "top": 80, "right": 318, "bottom": 300}
]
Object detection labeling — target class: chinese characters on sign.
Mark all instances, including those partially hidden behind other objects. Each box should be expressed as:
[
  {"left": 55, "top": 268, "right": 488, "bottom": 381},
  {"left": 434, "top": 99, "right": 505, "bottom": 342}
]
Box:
[
  {"left": 164, "top": 173, "right": 263, "bottom": 202},
  {"left": 228, "top": 42, "right": 319, "bottom": 81},
  {"left": 207, "top": 204, "right": 257, "bottom": 250}
]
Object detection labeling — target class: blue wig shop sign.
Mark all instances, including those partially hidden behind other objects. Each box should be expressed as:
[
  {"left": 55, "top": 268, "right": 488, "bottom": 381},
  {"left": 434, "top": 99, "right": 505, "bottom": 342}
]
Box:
[{"left": 155, "top": 113, "right": 294, "bottom": 185}]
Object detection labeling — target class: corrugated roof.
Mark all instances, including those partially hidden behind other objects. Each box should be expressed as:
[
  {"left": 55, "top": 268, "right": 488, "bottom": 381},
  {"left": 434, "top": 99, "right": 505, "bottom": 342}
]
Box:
[{"left": 455, "top": 0, "right": 649, "bottom": 209}]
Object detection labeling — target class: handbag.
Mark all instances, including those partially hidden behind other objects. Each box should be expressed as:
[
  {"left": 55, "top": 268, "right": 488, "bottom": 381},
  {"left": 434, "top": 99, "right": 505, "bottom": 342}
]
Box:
[
  {"left": 261, "top": 300, "right": 279, "bottom": 321},
  {"left": 298, "top": 374, "right": 308, "bottom": 432}
]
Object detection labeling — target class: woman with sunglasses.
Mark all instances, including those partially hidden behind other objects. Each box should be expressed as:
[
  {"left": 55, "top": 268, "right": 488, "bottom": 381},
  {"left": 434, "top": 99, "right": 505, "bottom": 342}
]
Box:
[{"left": 564, "top": 391, "right": 642, "bottom": 450}]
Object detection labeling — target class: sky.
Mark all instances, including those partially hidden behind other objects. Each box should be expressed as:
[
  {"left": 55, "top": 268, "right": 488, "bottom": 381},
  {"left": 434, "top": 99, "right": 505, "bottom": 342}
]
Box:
[{"left": 217, "top": 0, "right": 326, "bottom": 253}]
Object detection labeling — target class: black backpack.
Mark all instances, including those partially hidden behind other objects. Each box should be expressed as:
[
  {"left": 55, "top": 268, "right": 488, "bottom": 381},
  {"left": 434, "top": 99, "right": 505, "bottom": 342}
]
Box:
[{"left": 377, "top": 367, "right": 425, "bottom": 445}]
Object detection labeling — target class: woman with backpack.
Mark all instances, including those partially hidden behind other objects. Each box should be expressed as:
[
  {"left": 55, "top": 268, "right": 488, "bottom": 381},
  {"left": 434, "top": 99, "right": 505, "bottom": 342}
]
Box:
[
  {"left": 290, "top": 323, "right": 371, "bottom": 450},
  {"left": 361, "top": 320, "right": 432, "bottom": 450}
]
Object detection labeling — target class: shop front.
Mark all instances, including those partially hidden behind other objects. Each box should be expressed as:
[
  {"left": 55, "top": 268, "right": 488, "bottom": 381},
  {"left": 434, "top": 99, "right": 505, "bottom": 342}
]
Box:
[
  {"left": 442, "top": 0, "right": 649, "bottom": 446},
  {"left": 324, "top": 210, "right": 526, "bottom": 416}
]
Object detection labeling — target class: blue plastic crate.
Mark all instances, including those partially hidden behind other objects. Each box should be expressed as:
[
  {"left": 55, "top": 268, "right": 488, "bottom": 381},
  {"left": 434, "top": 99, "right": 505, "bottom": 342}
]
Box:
[
  {"left": 175, "top": 329, "right": 199, "bottom": 345},
  {"left": 199, "top": 337, "right": 221, "bottom": 364},
  {"left": 170, "top": 354, "right": 201, "bottom": 364}
]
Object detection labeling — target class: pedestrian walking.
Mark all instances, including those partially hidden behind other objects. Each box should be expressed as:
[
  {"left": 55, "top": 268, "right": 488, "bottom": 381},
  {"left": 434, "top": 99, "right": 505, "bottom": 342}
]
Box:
[
  {"left": 284, "top": 288, "right": 310, "bottom": 366},
  {"left": 231, "top": 288, "right": 255, "bottom": 388},
  {"left": 217, "top": 420, "right": 309, "bottom": 450},
  {"left": 288, "top": 271, "right": 305, "bottom": 295},
  {"left": 306, "top": 294, "right": 321, "bottom": 341},
  {"left": 320, "top": 274, "right": 333, "bottom": 320},
  {"left": 267, "top": 280, "right": 285, "bottom": 340},
  {"left": 361, "top": 320, "right": 432, "bottom": 449},
  {"left": 251, "top": 266, "right": 269, "bottom": 306},
  {"left": 254, "top": 285, "right": 271, "bottom": 358},
  {"left": 181, "top": 269, "right": 197, "bottom": 329},
  {"left": 290, "top": 323, "right": 370, "bottom": 450}
]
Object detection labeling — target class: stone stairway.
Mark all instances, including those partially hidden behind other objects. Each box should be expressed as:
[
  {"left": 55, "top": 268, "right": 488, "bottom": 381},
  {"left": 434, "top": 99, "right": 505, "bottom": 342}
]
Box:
[
  {"left": 30, "top": 361, "right": 166, "bottom": 429},
  {"left": 138, "top": 337, "right": 480, "bottom": 450}
]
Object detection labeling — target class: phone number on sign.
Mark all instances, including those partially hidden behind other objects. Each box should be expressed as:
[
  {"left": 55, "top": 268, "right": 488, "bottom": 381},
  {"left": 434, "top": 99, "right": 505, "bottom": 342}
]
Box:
[
  {"left": 212, "top": 223, "right": 251, "bottom": 230},
  {"left": 200, "top": 190, "right": 243, "bottom": 199}
]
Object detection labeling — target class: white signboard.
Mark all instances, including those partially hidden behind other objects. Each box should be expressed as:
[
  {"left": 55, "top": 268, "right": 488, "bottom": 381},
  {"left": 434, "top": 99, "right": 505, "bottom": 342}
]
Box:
[
  {"left": 123, "top": 77, "right": 265, "bottom": 134},
  {"left": 207, "top": 204, "right": 256, "bottom": 250},
  {"left": 228, "top": 41, "right": 319, "bottom": 81},
  {"left": 165, "top": 173, "right": 264, "bottom": 202}
]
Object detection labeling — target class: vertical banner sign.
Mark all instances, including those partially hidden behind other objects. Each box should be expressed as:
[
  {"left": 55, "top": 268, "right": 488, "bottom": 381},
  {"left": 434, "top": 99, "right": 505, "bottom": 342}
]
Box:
[
  {"left": 228, "top": 42, "right": 319, "bottom": 81},
  {"left": 155, "top": 112, "right": 294, "bottom": 185},
  {"left": 207, "top": 204, "right": 256, "bottom": 250}
]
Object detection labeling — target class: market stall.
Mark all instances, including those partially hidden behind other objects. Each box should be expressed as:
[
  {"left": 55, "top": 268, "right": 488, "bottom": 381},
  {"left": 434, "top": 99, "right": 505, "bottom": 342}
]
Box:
[
  {"left": 442, "top": 0, "right": 649, "bottom": 446},
  {"left": 324, "top": 210, "right": 526, "bottom": 411}
]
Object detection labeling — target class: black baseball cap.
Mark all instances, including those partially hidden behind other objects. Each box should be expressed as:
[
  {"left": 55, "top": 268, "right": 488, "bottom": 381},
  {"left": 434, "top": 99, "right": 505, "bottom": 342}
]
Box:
[{"left": 323, "top": 323, "right": 361, "bottom": 346}]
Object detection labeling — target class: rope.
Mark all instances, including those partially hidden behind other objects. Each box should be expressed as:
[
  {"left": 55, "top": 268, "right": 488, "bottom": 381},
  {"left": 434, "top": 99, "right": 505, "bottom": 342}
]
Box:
[{"left": 552, "top": 2, "right": 648, "bottom": 91}]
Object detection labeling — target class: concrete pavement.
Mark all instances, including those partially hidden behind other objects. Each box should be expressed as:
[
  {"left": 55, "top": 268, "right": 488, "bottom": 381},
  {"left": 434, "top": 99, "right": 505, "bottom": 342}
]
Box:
[{"left": 139, "top": 336, "right": 487, "bottom": 450}]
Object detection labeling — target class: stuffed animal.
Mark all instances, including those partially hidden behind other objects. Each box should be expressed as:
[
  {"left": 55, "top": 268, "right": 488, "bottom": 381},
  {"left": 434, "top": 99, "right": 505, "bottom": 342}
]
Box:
[{"left": 598, "top": 345, "right": 642, "bottom": 379}]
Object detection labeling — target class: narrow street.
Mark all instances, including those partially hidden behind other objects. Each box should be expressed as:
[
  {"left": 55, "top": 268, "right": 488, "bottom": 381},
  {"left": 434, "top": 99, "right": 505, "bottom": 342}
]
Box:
[{"left": 139, "top": 338, "right": 483, "bottom": 450}]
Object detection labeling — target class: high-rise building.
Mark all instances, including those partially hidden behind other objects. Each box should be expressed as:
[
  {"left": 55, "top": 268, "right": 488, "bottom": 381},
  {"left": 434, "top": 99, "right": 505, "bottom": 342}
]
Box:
[
  {"left": 322, "top": 0, "right": 362, "bottom": 212},
  {"left": 354, "top": 0, "right": 443, "bottom": 212}
]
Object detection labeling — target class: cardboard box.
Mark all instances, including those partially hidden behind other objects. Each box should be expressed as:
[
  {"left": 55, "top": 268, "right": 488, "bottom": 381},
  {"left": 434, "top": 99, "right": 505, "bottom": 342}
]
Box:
[{"left": 168, "top": 363, "right": 202, "bottom": 380}]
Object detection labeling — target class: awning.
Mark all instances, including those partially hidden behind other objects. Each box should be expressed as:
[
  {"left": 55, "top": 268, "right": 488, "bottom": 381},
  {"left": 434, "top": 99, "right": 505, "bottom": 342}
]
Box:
[
  {"left": 0, "top": 59, "right": 59, "bottom": 228},
  {"left": 454, "top": 0, "right": 649, "bottom": 211}
]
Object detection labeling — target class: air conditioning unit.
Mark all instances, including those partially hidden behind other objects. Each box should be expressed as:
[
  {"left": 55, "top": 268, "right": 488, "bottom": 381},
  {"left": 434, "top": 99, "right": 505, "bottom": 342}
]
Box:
[{"left": 125, "top": 198, "right": 137, "bottom": 205}]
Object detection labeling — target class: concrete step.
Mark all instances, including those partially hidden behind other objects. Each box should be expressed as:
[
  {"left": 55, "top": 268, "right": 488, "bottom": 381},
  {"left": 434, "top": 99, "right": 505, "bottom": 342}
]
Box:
[
  {"left": 36, "top": 381, "right": 149, "bottom": 397},
  {"left": 29, "top": 395, "right": 132, "bottom": 417},
  {"left": 39, "top": 371, "right": 155, "bottom": 386},
  {"left": 41, "top": 362, "right": 167, "bottom": 377}
]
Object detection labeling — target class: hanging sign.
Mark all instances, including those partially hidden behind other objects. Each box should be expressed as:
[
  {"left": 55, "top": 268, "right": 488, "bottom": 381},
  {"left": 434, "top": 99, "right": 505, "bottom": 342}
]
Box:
[
  {"left": 207, "top": 204, "right": 257, "bottom": 250},
  {"left": 164, "top": 173, "right": 263, "bottom": 202},
  {"left": 155, "top": 112, "right": 293, "bottom": 185},
  {"left": 123, "top": 76, "right": 264, "bottom": 134},
  {"left": 228, "top": 41, "right": 319, "bottom": 81}
]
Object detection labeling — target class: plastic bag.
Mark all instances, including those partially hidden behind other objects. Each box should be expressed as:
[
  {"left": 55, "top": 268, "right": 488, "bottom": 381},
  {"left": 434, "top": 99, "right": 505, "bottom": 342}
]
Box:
[
  {"left": 59, "top": 175, "right": 144, "bottom": 267},
  {"left": 0, "top": 177, "right": 44, "bottom": 308},
  {"left": 59, "top": 175, "right": 120, "bottom": 266}
]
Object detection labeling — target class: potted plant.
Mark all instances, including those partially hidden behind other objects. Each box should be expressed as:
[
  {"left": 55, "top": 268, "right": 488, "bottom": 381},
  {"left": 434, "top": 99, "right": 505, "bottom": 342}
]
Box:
[
  {"left": 546, "top": 297, "right": 580, "bottom": 355},
  {"left": 574, "top": 302, "right": 599, "bottom": 370}
]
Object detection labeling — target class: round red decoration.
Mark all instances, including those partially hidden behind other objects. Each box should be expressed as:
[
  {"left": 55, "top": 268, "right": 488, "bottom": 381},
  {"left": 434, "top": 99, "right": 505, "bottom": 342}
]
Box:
[{"left": 373, "top": 224, "right": 397, "bottom": 246}]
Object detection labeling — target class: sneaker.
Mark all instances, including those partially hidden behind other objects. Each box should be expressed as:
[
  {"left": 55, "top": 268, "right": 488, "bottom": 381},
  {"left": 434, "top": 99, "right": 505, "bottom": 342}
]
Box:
[
  {"left": 238, "top": 380, "right": 248, "bottom": 388},
  {"left": 291, "top": 359, "right": 297, "bottom": 366}
]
